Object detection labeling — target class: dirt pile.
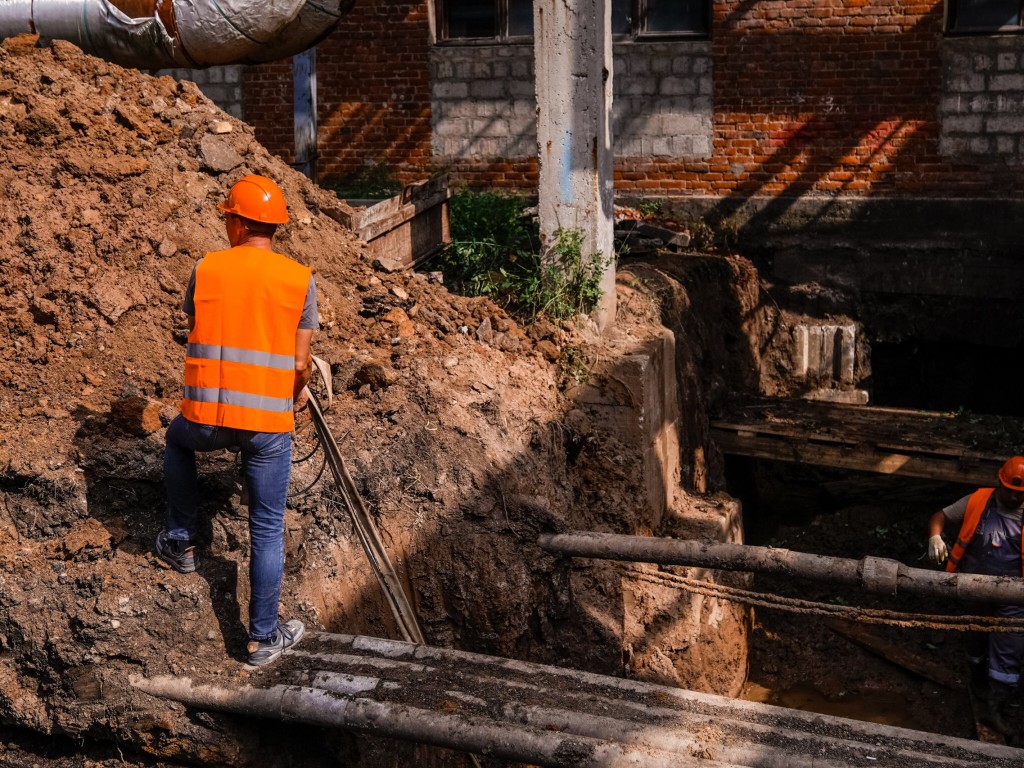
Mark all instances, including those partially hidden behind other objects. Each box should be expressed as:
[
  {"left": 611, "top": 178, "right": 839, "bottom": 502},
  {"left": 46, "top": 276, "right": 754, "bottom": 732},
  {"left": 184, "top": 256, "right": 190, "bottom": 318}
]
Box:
[{"left": 0, "top": 36, "right": 749, "bottom": 766}]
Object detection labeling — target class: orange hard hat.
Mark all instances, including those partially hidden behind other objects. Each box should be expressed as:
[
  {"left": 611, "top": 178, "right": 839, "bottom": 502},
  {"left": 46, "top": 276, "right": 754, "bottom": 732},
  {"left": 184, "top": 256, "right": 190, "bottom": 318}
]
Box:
[
  {"left": 218, "top": 175, "right": 289, "bottom": 224},
  {"left": 997, "top": 456, "right": 1024, "bottom": 492}
]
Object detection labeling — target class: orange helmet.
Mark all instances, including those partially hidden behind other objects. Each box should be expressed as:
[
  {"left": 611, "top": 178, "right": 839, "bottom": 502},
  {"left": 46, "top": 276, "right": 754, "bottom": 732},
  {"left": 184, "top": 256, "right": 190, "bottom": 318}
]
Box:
[
  {"left": 997, "top": 456, "right": 1024, "bottom": 492},
  {"left": 218, "top": 175, "right": 289, "bottom": 224}
]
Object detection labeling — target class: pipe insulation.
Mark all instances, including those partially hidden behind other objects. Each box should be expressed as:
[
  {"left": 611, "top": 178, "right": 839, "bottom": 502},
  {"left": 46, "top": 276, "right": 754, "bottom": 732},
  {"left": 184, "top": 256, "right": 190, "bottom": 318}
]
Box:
[{"left": 0, "top": 0, "right": 352, "bottom": 68}]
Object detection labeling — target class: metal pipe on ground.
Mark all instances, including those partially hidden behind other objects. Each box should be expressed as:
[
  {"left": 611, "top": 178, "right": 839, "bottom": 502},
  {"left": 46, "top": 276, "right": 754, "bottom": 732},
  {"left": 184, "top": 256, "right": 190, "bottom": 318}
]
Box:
[
  {"left": 537, "top": 530, "right": 1024, "bottom": 604},
  {"left": 132, "top": 632, "right": 1024, "bottom": 767},
  {"left": 129, "top": 675, "right": 719, "bottom": 768}
]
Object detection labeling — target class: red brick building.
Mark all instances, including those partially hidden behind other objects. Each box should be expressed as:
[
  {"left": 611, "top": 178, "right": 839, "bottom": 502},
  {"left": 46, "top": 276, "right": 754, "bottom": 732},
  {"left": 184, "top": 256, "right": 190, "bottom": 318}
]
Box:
[
  {"left": 233, "top": 0, "right": 1024, "bottom": 377},
  {"left": 241, "top": 0, "right": 1024, "bottom": 198}
]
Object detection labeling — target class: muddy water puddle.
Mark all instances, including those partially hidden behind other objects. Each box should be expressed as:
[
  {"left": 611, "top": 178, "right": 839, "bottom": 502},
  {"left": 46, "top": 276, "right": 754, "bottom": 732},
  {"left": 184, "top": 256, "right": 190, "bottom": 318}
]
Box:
[{"left": 743, "top": 681, "right": 919, "bottom": 728}]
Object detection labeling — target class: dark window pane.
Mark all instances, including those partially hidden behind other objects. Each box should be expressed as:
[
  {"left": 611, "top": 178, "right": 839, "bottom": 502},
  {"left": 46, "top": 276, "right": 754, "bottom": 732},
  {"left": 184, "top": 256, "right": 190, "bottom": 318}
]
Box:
[
  {"left": 612, "top": 0, "right": 632, "bottom": 34},
  {"left": 951, "top": 0, "right": 1020, "bottom": 28},
  {"left": 448, "top": 0, "right": 497, "bottom": 38},
  {"left": 509, "top": 0, "right": 533, "bottom": 35},
  {"left": 646, "top": 0, "right": 707, "bottom": 33}
]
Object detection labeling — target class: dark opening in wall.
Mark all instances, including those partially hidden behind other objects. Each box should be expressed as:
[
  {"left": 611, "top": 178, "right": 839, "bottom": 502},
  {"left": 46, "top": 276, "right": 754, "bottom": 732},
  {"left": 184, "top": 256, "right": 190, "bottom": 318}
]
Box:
[
  {"left": 869, "top": 340, "right": 1024, "bottom": 418},
  {"left": 724, "top": 456, "right": 976, "bottom": 548}
]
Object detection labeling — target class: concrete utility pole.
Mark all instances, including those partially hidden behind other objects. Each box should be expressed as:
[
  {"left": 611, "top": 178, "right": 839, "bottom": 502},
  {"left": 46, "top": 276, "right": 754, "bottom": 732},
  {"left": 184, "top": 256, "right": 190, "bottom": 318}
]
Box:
[{"left": 534, "top": 0, "right": 616, "bottom": 330}]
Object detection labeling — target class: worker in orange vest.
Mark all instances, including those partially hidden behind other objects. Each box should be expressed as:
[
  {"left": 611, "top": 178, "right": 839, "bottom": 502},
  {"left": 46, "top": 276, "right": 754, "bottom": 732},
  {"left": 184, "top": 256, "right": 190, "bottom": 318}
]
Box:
[
  {"left": 929, "top": 455, "right": 1024, "bottom": 737},
  {"left": 158, "top": 175, "right": 318, "bottom": 666}
]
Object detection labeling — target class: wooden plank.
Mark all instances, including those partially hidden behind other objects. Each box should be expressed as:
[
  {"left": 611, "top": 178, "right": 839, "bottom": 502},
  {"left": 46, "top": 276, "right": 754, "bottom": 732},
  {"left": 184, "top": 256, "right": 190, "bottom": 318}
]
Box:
[
  {"left": 352, "top": 179, "right": 450, "bottom": 240},
  {"left": 711, "top": 427, "right": 999, "bottom": 486},
  {"left": 717, "top": 397, "right": 1021, "bottom": 457},
  {"left": 711, "top": 396, "right": 1022, "bottom": 484}
]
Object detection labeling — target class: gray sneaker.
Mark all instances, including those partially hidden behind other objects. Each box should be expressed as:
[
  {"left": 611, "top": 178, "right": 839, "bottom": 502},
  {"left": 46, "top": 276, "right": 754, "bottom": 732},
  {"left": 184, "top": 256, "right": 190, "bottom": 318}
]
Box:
[
  {"left": 247, "top": 620, "right": 305, "bottom": 666},
  {"left": 155, "top": 530, "right": 196, "bottom": 573}
]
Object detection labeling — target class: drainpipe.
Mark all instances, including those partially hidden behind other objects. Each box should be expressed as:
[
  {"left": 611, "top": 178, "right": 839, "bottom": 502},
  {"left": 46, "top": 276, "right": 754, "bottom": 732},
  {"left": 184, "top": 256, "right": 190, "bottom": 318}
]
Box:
[
  {"left": 293, "top": 48, "right": 317, "bottom": 180},
  {"left": 0, "top": 0, "right": 352, "bottom": 69}
]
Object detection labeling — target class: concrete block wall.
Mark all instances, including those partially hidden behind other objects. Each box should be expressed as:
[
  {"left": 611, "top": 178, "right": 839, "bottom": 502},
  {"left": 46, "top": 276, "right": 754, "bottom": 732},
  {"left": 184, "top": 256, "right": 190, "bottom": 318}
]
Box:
[
  {"left": 156, "top": 65, "right": 245, "bottom": 119},
  {"left": 613, "top": 41, "right": 713, "bottom": 160},
  {"left": 431, "top": 40, "right": 712, "bottom": 165},
  {"left": 430, "top": 45, "right": 537, "bottom": 164},
  {"left": 940, "top": 37, "right": 1024, "bottom": 163}
]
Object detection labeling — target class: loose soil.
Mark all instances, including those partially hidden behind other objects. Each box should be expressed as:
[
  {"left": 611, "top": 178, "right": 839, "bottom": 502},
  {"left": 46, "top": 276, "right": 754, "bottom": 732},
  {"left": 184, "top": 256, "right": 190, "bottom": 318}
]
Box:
[{"left": 0, "top": 33, "right": 1008, "bottom": 768}]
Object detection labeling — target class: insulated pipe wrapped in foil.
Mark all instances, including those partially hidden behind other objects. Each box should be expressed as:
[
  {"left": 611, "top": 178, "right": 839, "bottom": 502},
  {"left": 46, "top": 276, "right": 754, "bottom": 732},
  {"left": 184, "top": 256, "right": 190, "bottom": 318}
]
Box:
[
  {"left": 173, "top": 0, "right": 304, "bottom": 65},
  {"left": 244, "top": 0, "right": 355, "bottom": 64},
  {"left": 0, "top": 0, "right": 343, "bottom": 69},
  {"left": 0, "top": 1, "right": 35, "bottom": 37},
  {"left": 29, "top": 0, "right": 179, "bottom": 67}
]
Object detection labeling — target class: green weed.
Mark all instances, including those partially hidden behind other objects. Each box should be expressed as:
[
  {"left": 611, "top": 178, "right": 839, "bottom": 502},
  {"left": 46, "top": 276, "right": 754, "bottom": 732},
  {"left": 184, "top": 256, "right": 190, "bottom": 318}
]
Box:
[
  {"left": 432, "top": 190, "right": 609, "bottom": 322},
  {"left": 323, "top": 161, "right": 401, "bottom": 200}
]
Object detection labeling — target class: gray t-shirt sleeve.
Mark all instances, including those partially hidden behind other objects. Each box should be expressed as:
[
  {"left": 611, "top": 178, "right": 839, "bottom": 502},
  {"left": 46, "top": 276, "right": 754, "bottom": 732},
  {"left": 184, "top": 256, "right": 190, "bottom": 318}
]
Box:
[
  {"left": 942, "top": 494, "right": 973, "bottom": 526},
  {"left": 299, "top": 275, "right": 319, "bottom": 331},
  {"left": 183, "top": 260, "right": 201, "bottom": 316}
]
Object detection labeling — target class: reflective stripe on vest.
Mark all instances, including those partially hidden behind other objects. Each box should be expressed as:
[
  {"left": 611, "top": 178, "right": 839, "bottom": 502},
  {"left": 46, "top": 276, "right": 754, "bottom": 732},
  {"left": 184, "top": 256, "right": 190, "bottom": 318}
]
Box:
[
  {"left": 187, "top": 343, "right": 295, "bottom": 372},
  {"left": 181, "top": 246, "right": 310, "bottom": 433},
  {"left": 945, "top": 487, "right": 996, "bottom": 573},
  {"left": 183, "top": 386, "right": 293, "bottom": 413}
]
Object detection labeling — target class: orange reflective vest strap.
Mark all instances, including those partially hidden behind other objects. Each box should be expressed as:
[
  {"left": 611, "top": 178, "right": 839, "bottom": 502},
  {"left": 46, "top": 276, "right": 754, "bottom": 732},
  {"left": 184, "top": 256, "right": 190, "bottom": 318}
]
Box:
[
  {"left": 945, "top": 488, "right": 995, "bottom": 573},
  {"left": 181, "top": 246, "right": 311, "bottom": 433}
]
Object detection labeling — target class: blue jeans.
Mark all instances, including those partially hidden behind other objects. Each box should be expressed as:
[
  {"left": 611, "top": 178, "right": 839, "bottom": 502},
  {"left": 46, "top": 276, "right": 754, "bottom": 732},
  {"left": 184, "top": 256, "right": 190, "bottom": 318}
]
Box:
[{"left": 164, "top": 414, "right": 292, "bottom": 641}]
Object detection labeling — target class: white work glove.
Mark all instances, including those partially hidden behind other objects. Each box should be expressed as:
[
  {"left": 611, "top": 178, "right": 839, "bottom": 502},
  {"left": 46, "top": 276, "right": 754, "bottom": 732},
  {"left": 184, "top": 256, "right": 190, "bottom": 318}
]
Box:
[{"left": 928, "top": 534, "right": 949, "bottom": 564}]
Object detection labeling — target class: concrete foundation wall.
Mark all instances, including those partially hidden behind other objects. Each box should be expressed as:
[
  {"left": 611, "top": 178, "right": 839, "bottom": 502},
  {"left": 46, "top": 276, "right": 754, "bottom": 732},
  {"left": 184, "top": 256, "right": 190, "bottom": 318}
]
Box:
[
  {"left": 660, "top": 194, "right": 1024, "bottom": 348},
  {"left": 564, "top": 322, "right": 749, "bottom": 696}
]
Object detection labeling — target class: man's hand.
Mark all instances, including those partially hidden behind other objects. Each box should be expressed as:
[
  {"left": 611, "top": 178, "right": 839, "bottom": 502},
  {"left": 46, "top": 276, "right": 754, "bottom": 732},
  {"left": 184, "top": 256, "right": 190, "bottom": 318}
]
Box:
[
  {"left": 928, "top": 534, "right": 949, "bottom": 564},
  {"left": 294, "top": 385, "right": 310, "bottom": 413}
]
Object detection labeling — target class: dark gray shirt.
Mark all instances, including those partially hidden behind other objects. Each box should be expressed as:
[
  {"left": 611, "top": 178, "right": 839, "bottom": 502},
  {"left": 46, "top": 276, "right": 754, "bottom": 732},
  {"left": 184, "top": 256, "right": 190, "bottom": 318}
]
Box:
[{"left": 944, "top": 492, "right": 1024, "bottom": 578}]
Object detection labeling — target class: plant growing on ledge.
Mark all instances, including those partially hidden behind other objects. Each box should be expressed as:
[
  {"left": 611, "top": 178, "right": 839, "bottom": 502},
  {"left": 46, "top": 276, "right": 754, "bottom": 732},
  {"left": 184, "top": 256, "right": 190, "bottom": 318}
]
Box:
[
  {"left": 432, "top": 190, "right": 609, "bottom": 322},
  {"left": 322, "top": 160, "right": 401, "bottom": 200}
]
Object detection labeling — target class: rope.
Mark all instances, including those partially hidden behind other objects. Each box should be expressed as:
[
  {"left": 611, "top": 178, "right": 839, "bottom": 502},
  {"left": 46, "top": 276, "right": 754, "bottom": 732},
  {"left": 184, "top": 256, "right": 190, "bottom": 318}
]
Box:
[{"left": 627, "top": 568, "right": 1024, "bottom": 633}]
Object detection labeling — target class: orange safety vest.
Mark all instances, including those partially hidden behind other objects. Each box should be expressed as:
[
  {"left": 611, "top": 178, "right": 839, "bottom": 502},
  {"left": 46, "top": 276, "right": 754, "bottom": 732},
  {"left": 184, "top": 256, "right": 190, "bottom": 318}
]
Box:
[
  {"left": 945, "top": 487, "right": 1024, "bottom": 576},
  {"left": 181, "top": 246, "right": 311, "bottom": 433}
]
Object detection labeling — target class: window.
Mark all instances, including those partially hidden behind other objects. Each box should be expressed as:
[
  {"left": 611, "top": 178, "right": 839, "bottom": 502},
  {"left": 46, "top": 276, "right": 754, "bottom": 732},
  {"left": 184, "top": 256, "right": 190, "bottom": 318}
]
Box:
[
  {"left": 948, "top": 0, "right": 1024, "bottom": 33},
  {"left": 437, "top": 0, "right": 534, "bottom": 41},
  {"left": 614, "top": 0, "right": 709, "bottom": 37},
  {"left": 436, "top": 0, "right": 708, "bottom": 42}
]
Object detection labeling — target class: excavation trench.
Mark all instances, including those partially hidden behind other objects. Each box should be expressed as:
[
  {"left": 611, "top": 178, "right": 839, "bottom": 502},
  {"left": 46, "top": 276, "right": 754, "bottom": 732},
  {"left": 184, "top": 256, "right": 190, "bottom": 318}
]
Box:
[{"left": 2, "top": 34, "right": 1023, "bottom": 768}]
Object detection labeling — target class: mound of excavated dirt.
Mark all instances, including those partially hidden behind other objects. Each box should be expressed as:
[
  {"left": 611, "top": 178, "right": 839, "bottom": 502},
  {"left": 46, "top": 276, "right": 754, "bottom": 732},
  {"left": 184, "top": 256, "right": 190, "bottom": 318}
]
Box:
[{"left": 1, "top": 36, "right": 751, "bottom": 766}]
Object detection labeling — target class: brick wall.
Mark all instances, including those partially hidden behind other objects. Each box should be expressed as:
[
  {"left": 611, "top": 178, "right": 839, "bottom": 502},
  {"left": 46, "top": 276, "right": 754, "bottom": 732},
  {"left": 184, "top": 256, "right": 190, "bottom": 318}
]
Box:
[
  {"left": 702, "top": 0, "right": 1022, "bottom": 197},
  {"left": 242, "top": 59, "right": 294, "bottom": 165},
  {"left": 238, "top": 0, "right": 1024, "bottom": 198}
]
